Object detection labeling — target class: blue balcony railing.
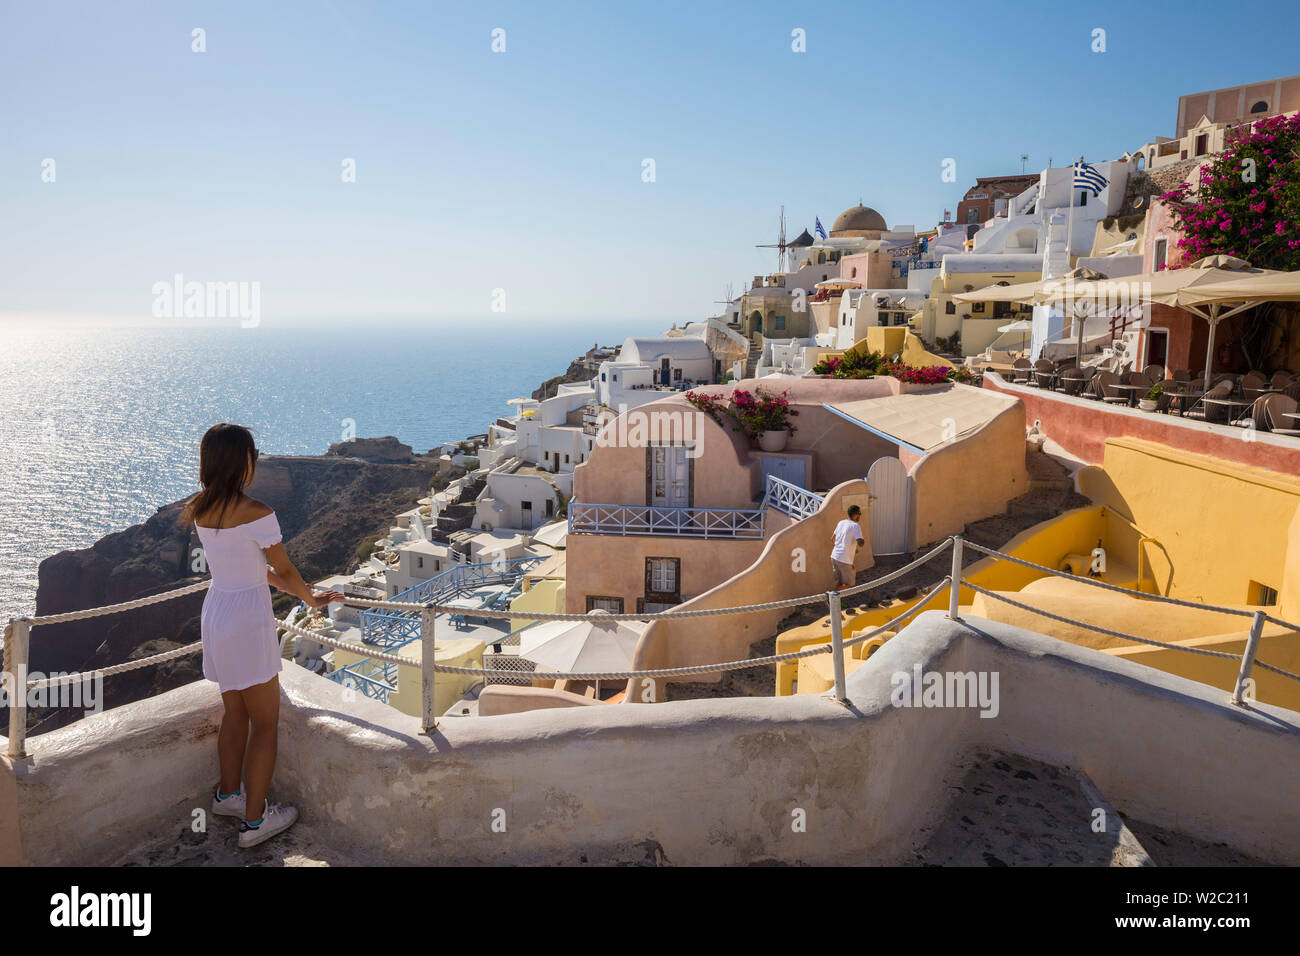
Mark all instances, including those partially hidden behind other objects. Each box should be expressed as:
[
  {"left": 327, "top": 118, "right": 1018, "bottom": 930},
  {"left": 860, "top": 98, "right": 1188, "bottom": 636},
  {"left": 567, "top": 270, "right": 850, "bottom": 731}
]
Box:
[
  {"left": 359, "top": 555, "right": 544, "bottom": 647},
  {"left": 326, "top": 657, "right": 397, "bottom": 702}
]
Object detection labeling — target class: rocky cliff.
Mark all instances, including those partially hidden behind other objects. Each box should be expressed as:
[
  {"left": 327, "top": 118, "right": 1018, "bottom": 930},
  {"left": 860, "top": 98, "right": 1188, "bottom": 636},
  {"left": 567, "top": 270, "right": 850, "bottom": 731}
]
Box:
[
  {"left": 531, "top": 357, "right": 592, "bottom": 401},
  {"left": 29, "top": 437, "right": 442, "bottom": 733}
]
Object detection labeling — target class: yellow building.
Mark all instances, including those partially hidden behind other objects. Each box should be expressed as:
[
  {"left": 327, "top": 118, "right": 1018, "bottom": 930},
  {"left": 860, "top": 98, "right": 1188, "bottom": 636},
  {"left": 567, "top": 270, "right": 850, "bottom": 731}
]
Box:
[
  {"left": 856, "top": 327, "right": 950, "bottom": 367},
  {"left": 814, "top": 328, "right": 951, "bottom": 370},
  {"left": 507, "top": 550, "right": 565, "bottom": 625},
  {"left": 778, "top": 437, "right": 1300, "bottom": 710},
  {"left": 916, "top": 263, "right": 1040, "bottom": 355}
]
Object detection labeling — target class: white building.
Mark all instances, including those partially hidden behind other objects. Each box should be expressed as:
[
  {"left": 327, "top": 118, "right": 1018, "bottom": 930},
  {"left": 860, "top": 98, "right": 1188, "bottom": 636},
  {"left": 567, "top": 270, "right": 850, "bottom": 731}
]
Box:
[
  {"left": 385, "top": 538, "right": 456, "bottom": 596},
  {"left": 668, "top": 319, "right": 749, "bottom": 381},
  {"left": 510, "top": 384, "right": 595, "bottom": 465},
  {"left": 965, "top": 161, "right": 1130, "bottom": 274},
  {"left": 596, "top": 361, "right": 661, "bottom": 410},
  {"left": 616, "top": 336, "right": 714, "bottom": 387},
  {"left": 835, "top": 289, "right": 928, "bottom": 349},
  {"left": 920, "top": 161, "right": 1135, "bottom": 358},
  {"left": 475, "top": 464, "right": 566, "bottom": 531}
]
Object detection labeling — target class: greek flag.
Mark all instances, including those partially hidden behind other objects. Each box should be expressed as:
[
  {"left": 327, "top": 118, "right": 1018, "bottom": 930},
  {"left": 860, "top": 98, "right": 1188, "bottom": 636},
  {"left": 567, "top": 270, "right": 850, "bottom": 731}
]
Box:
[
  {"left": 814, "top": 217, "right": 827, "bottom": 239},
  {"left": 1073, "top": 160, "right": 1108, "bottom": 196}
]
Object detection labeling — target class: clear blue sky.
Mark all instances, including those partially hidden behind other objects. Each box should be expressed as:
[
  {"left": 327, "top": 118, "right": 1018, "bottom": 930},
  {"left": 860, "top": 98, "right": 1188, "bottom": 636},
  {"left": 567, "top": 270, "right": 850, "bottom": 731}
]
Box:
[{"left": 3, "top": 0, "right": 1298, "bottom": 325}]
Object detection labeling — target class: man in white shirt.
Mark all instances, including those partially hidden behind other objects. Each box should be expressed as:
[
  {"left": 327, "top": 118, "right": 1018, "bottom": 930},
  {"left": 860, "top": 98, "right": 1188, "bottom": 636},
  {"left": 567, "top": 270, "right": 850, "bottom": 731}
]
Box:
[{"left": 831, "top": 505, "right": 864, "bottom": 590}]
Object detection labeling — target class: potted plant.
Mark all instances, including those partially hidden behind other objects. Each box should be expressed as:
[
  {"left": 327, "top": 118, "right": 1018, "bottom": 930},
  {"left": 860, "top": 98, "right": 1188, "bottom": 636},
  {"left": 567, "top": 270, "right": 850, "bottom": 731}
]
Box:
[
  {"left": 1139, "top": 383, "right": 1162, "bottom": 412},
  {"left": 810, "top": 349, "right": 888, "bottom": 379},
  {"left": 688, "top": 387, "right": 798, "bottom": 449},
  {"left": 889, "top": 363, "right": 955, "bottom": 392},
  {"left": 733, "top": 387, "right": 798, "bottom": 450}
]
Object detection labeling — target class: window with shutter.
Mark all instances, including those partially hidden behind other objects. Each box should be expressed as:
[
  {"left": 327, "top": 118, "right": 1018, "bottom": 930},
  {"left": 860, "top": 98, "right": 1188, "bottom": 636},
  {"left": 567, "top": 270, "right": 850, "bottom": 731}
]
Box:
[{"left": 644, "top": 557, "right": 681, "bottom": 603}]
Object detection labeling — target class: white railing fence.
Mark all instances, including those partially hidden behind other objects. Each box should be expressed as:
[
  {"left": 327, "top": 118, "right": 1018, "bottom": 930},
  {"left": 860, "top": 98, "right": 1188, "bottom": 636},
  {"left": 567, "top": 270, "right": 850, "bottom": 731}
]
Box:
[
  {"left": 6, "top": 536, "right": 1300, "bottom": 757},
  {"left": 762, "top": 475, "right": 825, "bottom": 521},
  {"left": 567, "top": 502, "right": 765, "bottom": 539}
]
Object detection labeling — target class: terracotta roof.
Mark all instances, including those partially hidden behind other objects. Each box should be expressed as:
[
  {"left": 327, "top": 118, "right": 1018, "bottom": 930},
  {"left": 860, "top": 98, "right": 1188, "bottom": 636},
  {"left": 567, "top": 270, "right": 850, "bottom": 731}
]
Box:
[{"left": 966, "top": 174, "right": 1039, "bottom": 198}]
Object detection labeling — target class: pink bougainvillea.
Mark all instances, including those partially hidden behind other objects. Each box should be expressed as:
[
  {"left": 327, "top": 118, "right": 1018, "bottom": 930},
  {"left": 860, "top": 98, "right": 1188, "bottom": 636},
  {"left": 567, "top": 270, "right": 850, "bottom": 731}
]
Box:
[
  {"left": 1159, "top": 112, "right": 1300, "bottom": 270},
  {"left": 685, "top": 387, "right": 798, "bottom": 437}
]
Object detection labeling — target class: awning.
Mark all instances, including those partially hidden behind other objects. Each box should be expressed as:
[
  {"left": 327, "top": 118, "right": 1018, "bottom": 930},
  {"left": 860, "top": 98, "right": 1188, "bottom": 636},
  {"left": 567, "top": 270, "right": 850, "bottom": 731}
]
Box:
[
  {"left": 824, "top": 387, "right": 1017, "bottom": 455},
  {"left": 951, "top": 279, "right": 1044, "bottom": 304},
  {"left": 532, "top": 520, "right": 568, "bottom": 549},
  {"left": 950, "top": 267, "right": 1110, "bottom": 305}
]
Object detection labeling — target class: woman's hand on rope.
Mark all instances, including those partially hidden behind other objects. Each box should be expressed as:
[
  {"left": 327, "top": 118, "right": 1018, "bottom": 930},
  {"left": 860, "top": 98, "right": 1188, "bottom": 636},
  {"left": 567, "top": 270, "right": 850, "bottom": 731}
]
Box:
[{"left": 306, "top": 588, "right": 344, "bottom": 610}]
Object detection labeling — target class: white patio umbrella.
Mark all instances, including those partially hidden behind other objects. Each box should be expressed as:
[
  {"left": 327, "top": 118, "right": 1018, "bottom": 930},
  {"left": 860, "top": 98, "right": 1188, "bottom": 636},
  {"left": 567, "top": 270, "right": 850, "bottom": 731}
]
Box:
[
  {"left": 953, "top": 268, "right": 1110, "bottom": 366},
  {"left": 996, "top": 319, "right": 1033, "bottom": 353},
  {"left": 518, "top": 609, "right": 648, "bottom": 698}
]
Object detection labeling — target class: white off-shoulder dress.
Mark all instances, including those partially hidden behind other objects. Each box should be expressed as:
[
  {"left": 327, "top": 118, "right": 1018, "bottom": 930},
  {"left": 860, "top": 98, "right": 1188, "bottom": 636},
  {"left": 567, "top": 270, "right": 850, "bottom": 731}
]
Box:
[{"left": 195, "top": 511, "right": 284, "bottom": 693}]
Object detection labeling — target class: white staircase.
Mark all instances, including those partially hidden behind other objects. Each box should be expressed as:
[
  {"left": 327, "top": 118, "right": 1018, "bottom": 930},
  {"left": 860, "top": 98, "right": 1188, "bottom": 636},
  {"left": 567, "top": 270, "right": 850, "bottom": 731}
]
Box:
[{"left": 1042, "top": 212, "right": 1070, "bottom": 278}]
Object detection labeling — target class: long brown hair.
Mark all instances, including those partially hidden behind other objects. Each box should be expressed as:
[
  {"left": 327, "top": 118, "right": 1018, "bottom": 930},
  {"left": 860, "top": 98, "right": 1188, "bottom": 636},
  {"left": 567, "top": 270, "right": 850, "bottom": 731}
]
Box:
[{"left": 180, "top": 424, "right": 257, "bottom": 529}]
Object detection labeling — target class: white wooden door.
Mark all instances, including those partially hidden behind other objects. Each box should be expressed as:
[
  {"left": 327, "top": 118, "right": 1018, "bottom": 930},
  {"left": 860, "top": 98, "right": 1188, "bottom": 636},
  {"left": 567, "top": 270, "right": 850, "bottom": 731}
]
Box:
[
  {"left": 651, "top": 446, "right": 690, "bottom": 507},
  {"left": 867, "top": 456, "right": 909, "bottom": 555}
]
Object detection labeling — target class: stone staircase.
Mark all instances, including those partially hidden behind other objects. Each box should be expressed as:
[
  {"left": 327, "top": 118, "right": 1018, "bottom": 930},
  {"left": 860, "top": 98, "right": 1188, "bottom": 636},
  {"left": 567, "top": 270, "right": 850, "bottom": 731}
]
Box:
[{"left": 744, "top": 338, "right": 763, "bottom": 379}]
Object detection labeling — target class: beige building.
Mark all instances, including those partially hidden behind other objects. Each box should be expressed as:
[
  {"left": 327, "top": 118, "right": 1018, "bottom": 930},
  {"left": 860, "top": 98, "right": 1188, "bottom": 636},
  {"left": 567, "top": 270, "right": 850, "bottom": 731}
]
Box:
[
  {"left": 565, "top": 378, "right": 1027, "bottom": 617},
  {"left": 737, "top": 204, "right": 916, "bottom": 342},
  {"left": 1130, "top": 73, "right": 1300, "bottom": 172},
  {"left": 914, "top": 255, "right": 1041, "bottom": 354}
]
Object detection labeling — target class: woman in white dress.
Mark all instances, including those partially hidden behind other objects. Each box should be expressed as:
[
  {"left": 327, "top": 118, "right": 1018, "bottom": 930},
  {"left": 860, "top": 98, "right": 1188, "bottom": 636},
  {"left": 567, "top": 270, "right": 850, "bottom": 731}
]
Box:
[{"left": 181, "top": 424, "right": 343, "bottom": 848}]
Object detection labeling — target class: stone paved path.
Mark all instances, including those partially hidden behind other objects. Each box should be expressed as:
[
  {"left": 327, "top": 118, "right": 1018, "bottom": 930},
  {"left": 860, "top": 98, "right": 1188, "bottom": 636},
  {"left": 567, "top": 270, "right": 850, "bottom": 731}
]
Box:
[
  {"left": 118, "top": 794, "right": 369, "bottom": 867},
  {"left": 906, "top": 750, "right": 1271, "bottom": 867}
]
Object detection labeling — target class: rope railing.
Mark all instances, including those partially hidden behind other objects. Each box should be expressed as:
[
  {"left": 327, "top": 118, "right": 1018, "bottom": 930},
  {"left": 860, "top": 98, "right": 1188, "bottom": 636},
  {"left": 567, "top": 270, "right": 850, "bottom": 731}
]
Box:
[
  {"left": 25, "top": 578, "right": 211, "bottom": 627},
  {"left": 6, "top": 531, "right": 1299, "bottom": 755},
  {"left": 338, "top": 536, "right": 956, "bottom": 622},
  {"left": 961, "top": 540, "right": 1296, "bottom": 624},
  {"left": 962, "top": 583, "right": 1243, "bottom": 662},
  {"left": 280, "top": 577, "right": 952, "bottom": 685}
]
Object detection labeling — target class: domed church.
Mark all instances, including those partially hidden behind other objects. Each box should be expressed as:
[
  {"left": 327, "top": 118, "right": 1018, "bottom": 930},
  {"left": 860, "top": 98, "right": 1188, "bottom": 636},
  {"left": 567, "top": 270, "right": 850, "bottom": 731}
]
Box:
[
  {"left": 828, "top": 203, "right": 889, "bottom": 239},
  {"left": 735, "top": 201, "right": 917, "bottom": 344}
]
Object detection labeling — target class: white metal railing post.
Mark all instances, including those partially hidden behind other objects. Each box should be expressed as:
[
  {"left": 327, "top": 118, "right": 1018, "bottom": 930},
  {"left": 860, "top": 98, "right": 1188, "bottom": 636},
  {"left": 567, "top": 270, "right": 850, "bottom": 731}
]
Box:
[
  {"left": 827, "top": 590, "right": 848, "bottom": 705},
  {"left": 5, "top": 618, "right": 31, "bottom": 758},
  {"left": 420, "top": 603, "right": 438, "bottom": 733},
  {"left": 948, "top": 536, "right": 963, "bottom": 621},
  {"left": 1231, "top": 610, "right": 1267, "bottom": 706}
]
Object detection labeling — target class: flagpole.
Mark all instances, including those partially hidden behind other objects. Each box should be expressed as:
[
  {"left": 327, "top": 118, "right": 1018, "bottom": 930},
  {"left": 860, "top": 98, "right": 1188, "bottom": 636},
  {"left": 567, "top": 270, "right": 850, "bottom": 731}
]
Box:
[
  {"left": 1065, "top": 158, "right": 1080, "bottom": 363},
  {"left": 1065, "top": 161, "right": 1077, "bottom": 272}
]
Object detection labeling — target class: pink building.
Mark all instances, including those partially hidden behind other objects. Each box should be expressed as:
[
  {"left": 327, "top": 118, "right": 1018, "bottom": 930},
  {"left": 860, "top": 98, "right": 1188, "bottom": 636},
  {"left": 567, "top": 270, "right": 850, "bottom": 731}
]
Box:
[
  {"left": 1137, "top": 191, "right": 1201, "bottom": 374},
  {"left": 564, "top": 377, "right": 1027, "bottom": 620}
]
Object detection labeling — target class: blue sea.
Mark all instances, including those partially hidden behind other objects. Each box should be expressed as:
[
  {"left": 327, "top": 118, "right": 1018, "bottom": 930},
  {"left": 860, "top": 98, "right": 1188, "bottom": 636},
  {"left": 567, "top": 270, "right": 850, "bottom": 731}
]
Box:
[{"left": 0, "top": 317, "right": 666, "bottom": 621}]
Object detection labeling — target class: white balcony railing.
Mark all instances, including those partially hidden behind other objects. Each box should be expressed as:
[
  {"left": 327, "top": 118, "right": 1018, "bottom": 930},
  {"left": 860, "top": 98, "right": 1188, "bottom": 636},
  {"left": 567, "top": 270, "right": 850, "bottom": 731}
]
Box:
[
  {"left": 567, "top": 503, "right": 764, "bottom": 539},
  {"left": 568, "top": 476, "right": 825, "bottom": 539},
  {"left": 762, "top": 475, "right": 824, "bottom": 521}
]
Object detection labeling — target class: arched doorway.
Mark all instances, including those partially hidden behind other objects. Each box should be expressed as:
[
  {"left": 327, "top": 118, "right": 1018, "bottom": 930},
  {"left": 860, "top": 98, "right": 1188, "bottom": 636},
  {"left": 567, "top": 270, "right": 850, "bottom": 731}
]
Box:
[{"left": 749, "top": 310, "right": 763, "bottom": 335}]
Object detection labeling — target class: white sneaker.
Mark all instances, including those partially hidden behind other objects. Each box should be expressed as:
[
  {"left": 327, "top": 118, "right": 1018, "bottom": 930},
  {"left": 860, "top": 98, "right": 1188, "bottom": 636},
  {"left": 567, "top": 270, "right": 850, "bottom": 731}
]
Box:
[
  {"left": 211, "top": 786, "right": 246, "bottom": 819},
  {"left": 238, "top": 801, "right": 299, "bottom": 849}
]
